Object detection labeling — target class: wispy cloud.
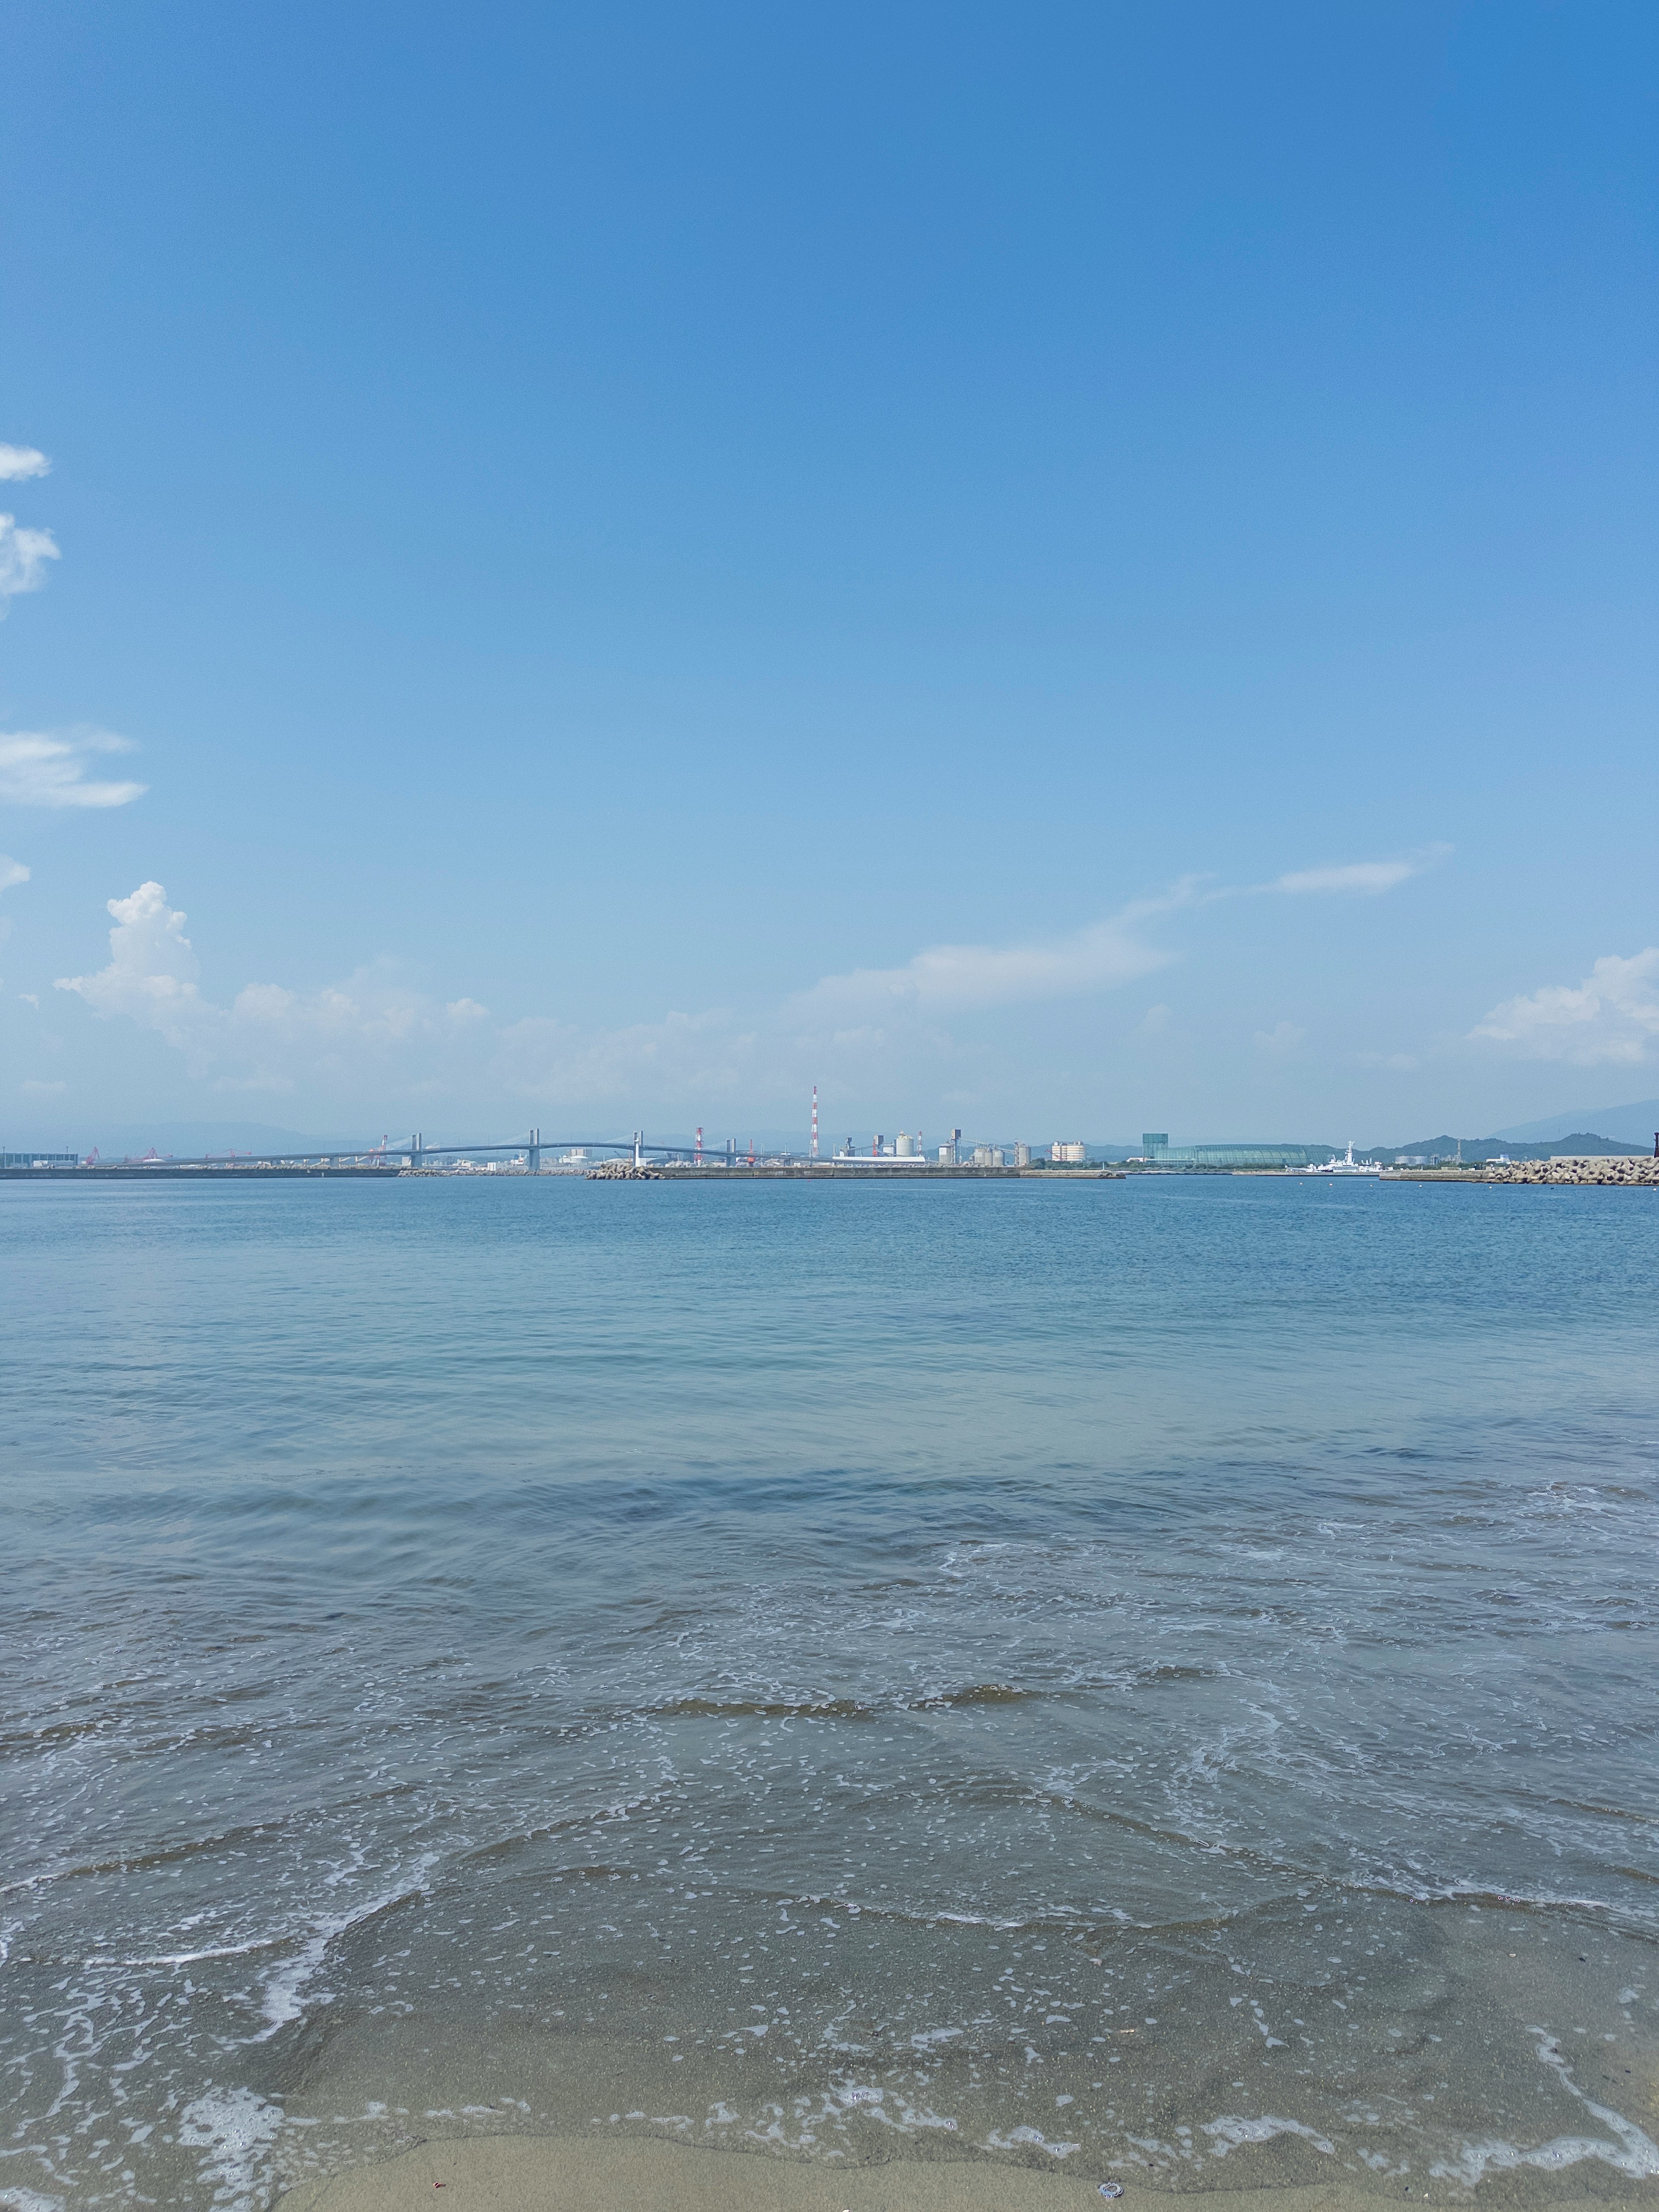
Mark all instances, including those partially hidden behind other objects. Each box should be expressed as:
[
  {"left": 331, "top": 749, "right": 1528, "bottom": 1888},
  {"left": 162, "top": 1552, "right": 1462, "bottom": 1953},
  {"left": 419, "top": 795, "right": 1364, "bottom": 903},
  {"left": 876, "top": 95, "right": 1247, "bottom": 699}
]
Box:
[
  {"left": 1260, "top": 845, "right": 1450, "bottom": 897},
  {"left": 0, "top": 444, "right": 51, "bottom": 483},
  {"left": 0, "top": 730, "right": 147, "bottom": 809},
  {"left": 789, "top": 849, "right": 1436, "bottom": 1026},
  {"left": 0, "top": 515, "right": 59, "bottom": 613},
  {"left": 1471, "top": 949, "right": 1659, "bottom": 1067},
  {"left": 53, "top": 848, "right": 1452, "bottom": 1114},
  {"left": 1252, "top": 1020, "right": 1306, "bottom": 1055},
  {"left": 794, "top": 886, "right": 1196, "bottom": 1021},
  {"left": 490, "top": 1008, "right": 757, "bottom": 1106},
  {"left": 0, "top": 853, "right": 27, "bottom": 948}
]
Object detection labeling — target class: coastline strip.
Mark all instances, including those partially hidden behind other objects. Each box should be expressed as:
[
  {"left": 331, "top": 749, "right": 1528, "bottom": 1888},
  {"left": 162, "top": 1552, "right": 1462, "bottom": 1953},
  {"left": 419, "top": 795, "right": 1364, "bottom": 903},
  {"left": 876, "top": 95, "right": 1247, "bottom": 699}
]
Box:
[{"left": 276, "top": 2134, "right": 1659, "bottom": 2212}]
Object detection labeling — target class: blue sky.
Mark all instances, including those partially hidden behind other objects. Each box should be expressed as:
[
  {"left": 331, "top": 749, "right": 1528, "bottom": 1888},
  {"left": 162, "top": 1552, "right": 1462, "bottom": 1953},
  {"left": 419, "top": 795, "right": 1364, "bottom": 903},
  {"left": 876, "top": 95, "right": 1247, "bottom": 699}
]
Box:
[{"left": 1, "top": 0, "right": 1654, "bottom": 1146}]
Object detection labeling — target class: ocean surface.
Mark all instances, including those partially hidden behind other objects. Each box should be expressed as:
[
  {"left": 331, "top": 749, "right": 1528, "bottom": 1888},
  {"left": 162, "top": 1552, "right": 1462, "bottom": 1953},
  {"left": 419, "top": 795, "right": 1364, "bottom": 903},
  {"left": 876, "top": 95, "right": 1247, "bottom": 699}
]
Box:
[{"left": 4, "top": 1173, "right": 1659, "bottom": 2211}]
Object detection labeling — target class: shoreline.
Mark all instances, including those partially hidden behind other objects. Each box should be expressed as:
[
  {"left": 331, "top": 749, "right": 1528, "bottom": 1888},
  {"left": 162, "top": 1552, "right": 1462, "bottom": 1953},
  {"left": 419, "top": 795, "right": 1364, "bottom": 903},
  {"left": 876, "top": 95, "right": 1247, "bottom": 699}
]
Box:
[{"left": 276, "top": 2133, "right": 1659, "bottom": 2212}]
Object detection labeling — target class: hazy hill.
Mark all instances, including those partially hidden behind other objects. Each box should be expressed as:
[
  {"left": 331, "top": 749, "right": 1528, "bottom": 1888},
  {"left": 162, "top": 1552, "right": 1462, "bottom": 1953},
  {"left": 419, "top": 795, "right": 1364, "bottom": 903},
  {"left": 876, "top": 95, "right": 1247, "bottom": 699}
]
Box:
[
  {"left": 1389, "top": 1131, "right": 1649, "bottom": 1162},
  {"left": 1495, "top": 1098, "right": 1659, "bottom": 1145}
]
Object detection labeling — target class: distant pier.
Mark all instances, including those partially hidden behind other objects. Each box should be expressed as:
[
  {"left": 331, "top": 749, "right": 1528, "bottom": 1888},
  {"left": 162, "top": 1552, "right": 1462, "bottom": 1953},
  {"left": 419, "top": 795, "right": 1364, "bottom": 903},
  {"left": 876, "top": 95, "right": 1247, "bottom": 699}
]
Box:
[
  {"left": 1, "top": 1163, "right": 400, "bottom": 1179},
  {"left": 587, "top": 1162, "right": 1124, "bottom": 1181}
]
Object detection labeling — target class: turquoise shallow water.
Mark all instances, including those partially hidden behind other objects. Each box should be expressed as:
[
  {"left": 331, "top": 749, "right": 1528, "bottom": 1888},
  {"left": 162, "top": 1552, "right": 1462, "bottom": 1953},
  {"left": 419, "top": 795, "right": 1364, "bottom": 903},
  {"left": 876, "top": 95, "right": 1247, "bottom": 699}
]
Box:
[{"left": 3, "top": 1174, "right": 1659, "bottom": 2208}]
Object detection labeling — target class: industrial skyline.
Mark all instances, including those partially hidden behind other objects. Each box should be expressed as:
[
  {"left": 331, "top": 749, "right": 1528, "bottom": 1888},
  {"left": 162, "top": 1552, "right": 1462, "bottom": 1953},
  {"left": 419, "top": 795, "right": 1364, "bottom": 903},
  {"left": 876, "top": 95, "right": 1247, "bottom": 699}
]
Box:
[{"left": 9, "top": 1079, "right": 1658, "bottom": 1176}]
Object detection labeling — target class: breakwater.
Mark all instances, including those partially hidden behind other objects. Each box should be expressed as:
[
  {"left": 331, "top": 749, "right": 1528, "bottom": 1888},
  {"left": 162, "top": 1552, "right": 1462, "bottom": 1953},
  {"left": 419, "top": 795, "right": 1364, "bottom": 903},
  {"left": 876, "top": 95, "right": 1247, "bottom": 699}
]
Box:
[
  {"left": 1481, "top": 1153, "right": 1659, "bottom": 1186},
  {"left": 0, "top": 1163, "right": 400, "bottom": 1179}
]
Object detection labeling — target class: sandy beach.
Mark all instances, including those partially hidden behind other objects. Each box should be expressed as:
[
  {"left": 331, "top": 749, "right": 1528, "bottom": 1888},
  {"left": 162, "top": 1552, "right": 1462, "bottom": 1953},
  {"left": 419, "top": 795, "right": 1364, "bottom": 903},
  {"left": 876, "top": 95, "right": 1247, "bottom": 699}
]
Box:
[
  {"left": 276, "top": 2136, "right": 1659, "bottom": 2212},
  {"left": 276, "top": 2135, "right": 1103, "bottom": 2211}
]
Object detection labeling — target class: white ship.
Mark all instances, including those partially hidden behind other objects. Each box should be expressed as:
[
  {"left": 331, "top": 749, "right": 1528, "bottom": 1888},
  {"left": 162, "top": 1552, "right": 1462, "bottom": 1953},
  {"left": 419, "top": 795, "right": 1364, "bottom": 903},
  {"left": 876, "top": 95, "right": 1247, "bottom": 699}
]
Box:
[{"left": 1303, "top": 1142, "right": 1381, "bottom": 1177}]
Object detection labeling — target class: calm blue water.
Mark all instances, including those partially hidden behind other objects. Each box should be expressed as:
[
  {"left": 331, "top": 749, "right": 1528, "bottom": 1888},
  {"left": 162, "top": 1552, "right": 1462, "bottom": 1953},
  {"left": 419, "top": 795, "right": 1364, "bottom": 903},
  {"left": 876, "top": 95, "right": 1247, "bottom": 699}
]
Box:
[{"left": 4, "top": 1174, "right": 1659, "bottom": 2209}]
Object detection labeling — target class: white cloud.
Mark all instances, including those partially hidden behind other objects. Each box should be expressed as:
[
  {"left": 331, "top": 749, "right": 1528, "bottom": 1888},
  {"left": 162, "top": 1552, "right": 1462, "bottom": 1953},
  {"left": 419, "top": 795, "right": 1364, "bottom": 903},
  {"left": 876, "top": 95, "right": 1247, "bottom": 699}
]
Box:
[
  {"left": 490, "top": 1008, "right": 756, "bottom": 1106},
  {"left": 1471, "top": 949, "right": 1659, "bottom": 1067},
  {"left": 55, "top": 880, "right": 744, "bottom": 1106},
  {"left": 1263, "top": 845, "right": 1449, "bottom": 897},
  {"left": 21, "top": 1077, "right": 66, "bottom": 1096},
  {"left": 1253, "top": 1020, "right": 1306, "bottom": 1055},
  {"left": 19, "top": 992, "right": 39, "bottom": 1008},
  {"left": 794, "top": 890, "right": 1192, "bottom": 1021},
  {"left": 0, "top": 730, "right": 147, "bottom": 808},
  {"left": 48, "top": 850, "right": 1460, "bottom": 1118},
  {"left": 0, "top": 514, "right": 59, "bottom": 612},
  {"left": 57, "top": 880, "right": 207, "bottom": 1054},
  {"left": 0, "top": 854, "right": 28, "bottom": 949},
  {"left": 1271, "top": 860, "right": 1416, "bottom": 895},
  {"left": 0, "top": 444, "right": 50, "bottom": 482}
]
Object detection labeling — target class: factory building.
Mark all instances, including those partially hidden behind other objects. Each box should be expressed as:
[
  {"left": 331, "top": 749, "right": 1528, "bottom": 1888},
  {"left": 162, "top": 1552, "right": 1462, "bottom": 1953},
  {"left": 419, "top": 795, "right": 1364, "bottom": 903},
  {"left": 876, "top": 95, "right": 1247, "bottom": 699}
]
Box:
[{"left": 1141, "top": 1137, "right": 1317, "bottom": 1168}]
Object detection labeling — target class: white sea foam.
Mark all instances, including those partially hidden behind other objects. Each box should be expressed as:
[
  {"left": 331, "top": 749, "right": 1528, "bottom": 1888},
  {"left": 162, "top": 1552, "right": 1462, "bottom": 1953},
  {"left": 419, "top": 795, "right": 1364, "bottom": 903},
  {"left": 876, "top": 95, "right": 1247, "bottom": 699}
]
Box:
[
  {"left": 114, "top": 1936, "right": 286, "bottom": 1968},
  {"left": 0, "top": 2189, "right": 67, "bottom": 2212},
  {"left": 1430, "top": 2030, "right": 1659, "bottom": 2184},
  {"left": 1202, "top": 2114, "right": 1335, "bottom": 2157},
  {"left": 177, "top": 2087, "right": 285, "bottom": 2210},
  {"left": 249, "top": 1856, "right": 437, "bottom": 2040},
  {"left": 984, "top": 2126, "right": 1081, "bottom": 2157}
]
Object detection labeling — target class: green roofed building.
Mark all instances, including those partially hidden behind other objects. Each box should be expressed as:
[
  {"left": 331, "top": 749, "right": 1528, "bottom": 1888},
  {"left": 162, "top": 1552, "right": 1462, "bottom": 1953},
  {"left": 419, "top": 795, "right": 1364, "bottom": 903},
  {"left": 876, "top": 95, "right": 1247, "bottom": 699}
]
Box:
[{"left": 1144, "top": 1139, "right": 1319, "bottom": 1169}]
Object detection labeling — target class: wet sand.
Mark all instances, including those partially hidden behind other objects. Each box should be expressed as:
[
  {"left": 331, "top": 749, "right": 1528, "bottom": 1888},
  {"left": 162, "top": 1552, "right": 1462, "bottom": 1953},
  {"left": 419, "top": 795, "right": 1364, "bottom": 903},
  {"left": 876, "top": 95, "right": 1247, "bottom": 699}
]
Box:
[
  {"left": 278, "top": 2136, "right": 1659, "bottom": 2212},
  {"left": 276, "top": 2135, "right": 1100, "bottom": 2209}
]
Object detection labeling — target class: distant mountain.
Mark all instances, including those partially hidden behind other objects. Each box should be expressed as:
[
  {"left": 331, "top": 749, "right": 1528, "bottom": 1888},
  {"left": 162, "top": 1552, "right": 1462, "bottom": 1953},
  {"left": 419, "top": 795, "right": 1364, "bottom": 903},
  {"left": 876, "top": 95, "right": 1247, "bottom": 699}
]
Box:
[
  {"left": 1495, "top": 1097, "right": 1659, "bottom": 1145},
  {"left": 1389, "top": 1131, "right": 1649, "bottom": 1162}
]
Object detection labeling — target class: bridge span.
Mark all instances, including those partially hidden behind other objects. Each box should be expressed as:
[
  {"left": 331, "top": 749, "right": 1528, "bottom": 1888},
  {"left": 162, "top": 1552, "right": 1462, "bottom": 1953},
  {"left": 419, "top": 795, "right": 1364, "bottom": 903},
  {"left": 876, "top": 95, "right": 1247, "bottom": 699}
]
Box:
[
  {"left": 407, "top": 1129, "right": 745, "bottom": 1170},
  {"left": 4, "top": 1130, "right": 763, "bottom": 1175}
]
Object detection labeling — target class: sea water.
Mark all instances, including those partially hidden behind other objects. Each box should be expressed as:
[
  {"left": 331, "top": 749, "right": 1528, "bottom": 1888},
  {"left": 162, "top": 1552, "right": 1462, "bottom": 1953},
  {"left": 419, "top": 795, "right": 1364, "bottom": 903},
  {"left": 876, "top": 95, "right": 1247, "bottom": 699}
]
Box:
[{"left": 3, "top": 1173, "right": 1658, "bottom": 2209}]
